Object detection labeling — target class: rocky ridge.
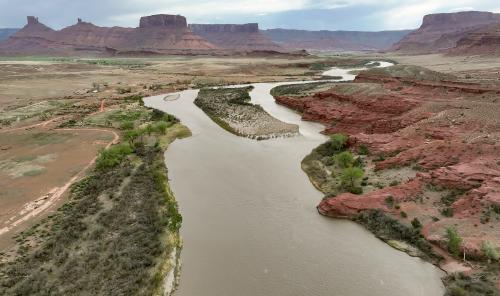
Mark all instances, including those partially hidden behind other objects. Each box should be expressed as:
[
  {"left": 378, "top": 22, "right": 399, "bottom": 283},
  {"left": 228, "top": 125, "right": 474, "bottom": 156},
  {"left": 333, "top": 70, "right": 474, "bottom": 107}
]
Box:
[
  {"left": 392, "top": 11, "right": 500, "bottom": 54},
  {"left": 449, "top": 23, "right": 500, "bottom": 56},
  {"left": 0, "top": 15, "right": 216, "bottom": 55},
  {"left": 263, "top": 29, "right": 412, "bottom": 51},
  {"left": 189, "top": 23, "right": 282, "bottom": 51}
]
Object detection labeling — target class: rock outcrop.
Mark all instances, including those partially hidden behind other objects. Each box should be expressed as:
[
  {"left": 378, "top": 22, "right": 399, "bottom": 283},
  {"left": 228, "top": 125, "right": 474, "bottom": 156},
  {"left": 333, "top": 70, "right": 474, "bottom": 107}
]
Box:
[
  {"left": 0, "top": 15, "right": 216, "bottom": 55},
  {"left": 275, "top": 64, "right": 500, "bottom": 257},
  {"left": 262, "top": 29, "right": 412, "bottom": 51},
  {"left": 189, "top": 23, "right": 282, "bottom": 51},
  {"left": 391, "top": 11, "right": 500, "bottom": 54},
  {"left": 449, "top": 23, "right": 500, "bottom": 56}
]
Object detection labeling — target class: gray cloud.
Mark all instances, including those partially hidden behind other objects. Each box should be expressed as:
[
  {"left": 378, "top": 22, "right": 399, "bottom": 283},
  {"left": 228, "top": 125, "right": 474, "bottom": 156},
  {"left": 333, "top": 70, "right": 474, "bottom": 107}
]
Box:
[{"left": 0, "top": 0, "right": 499, "bottom": 30}]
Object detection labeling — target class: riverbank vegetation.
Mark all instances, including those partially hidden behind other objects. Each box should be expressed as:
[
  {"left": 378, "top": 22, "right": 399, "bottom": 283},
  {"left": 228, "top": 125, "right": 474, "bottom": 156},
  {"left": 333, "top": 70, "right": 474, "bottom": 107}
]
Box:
[
  {"left": 301, "top": 133, "right": 365, "bottom": 195},
  {"left": 194, "top": 87, "right": 298, "bottom": 140},
  {"left": 0, "top": 99, "right": 190, "bottom": 296}
]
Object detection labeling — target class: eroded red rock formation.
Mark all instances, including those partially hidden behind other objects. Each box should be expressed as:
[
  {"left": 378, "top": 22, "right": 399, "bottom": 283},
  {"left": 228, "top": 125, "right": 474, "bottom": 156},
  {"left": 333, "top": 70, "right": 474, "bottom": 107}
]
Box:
[
  {"left": 189, "top": 23, "right": 282, "bottom": 51},
  {"left": 0, "top": 15, "right": 216, "bottom": 55},
  {"left": 449, "top": 23, "right": 500, "bottom": 56},
  {"left": 391, "top": 11, "right": 500, "bottom": 54},
  {"left": 276, "top": 65, "right": 500, "bottom": 255},
  {"left": 263, "top": 29, "right": 412, "bottom": 51}
]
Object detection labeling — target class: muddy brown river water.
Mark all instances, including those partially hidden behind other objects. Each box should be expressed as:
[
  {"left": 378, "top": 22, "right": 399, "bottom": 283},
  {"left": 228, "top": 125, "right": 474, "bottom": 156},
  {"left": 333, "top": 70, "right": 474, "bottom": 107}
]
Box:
[{"left": 144, "top": 64, "right": 445, "bottom": 296}]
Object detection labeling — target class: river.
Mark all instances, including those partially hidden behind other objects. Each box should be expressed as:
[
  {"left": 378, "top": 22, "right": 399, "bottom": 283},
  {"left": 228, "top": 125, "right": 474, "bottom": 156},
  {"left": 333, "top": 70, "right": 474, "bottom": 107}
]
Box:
[{"left": 144, "top": 62, "right": 445, "bottom": 296}]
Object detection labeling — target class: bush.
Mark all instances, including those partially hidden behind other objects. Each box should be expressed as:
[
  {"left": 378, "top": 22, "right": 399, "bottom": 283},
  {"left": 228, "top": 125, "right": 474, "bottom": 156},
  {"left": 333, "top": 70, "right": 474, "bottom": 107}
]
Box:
[
  {"left": 385, "top": 196, "right": 395, "bottom": 208},
  {"left": 411, "top": 218, "right": 422, "bottom": 229},
  {"left": 400, "top": 211, "right": 408, "bottom": 218},
  {"left": 124, "top": 129, "right": 142, "bottom": 146},
  {"left": 95, "top": 144, "right": 133, "bottom": 170},
  {"left": 442, "top": 207, "right": 454, "bottom": 217},
  {"left": 329, "top": 134, "right": 348, "bottom": 151},
  {"left": 358, "top": 144, "right": 370, "bottom": 155},
  {"left": 120, "top": 121, "right": 134, "bottom": 130},
  {"left": 354, "top": 210, "right": 438, "bottom": 260},
  {"left": 152, "top": 121, "right": 170, "bottom": 135},
  {"left": 446, "top": 226, "right": 463, "bottom": 257},
  {"left": 340, "top": 167, "right": 364, "bottom": 193},
  {"left": 389, "top": 180, "right": 400, "bottom": 186},
  {"left": 481, "top": 241, "right": 500, "bottom": 262},
  {"left": 335, "top": 151, "right": 354, "bottom": 168}
]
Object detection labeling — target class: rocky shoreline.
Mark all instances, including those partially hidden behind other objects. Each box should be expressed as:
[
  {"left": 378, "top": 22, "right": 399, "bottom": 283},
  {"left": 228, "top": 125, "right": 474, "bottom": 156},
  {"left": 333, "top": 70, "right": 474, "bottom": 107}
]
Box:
[{"left": 271, "top": 65, "right": 500, "bottom": 295}]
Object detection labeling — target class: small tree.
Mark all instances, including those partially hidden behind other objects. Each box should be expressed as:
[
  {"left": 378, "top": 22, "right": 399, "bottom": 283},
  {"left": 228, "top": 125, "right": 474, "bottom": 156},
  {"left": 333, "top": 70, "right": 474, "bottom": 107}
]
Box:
[
  {"left": 446, "top": 226, "right": 463, "bottom": 258},
  {"left": 481, "top": 240, "right": 499, "bottom": 262},
  {"left": 145, "top": 124, "right": 154, "bottom": 136},
  {"left": 153, "top": 121, "right": 169, "bottom": 135},
  {"left": 411, "top": 217, "right": 422, "bottom": 229},
  {"left": 340, "top": 167, "right": 364, "bottom": 193},
  {"left": 124, "top": 130, "right": 140, "bottom": 146},
  {"left": 358, "top": 144, "right": 370, "bottom": 155},
  {"left": 336, "top": 151, "right": 354, "bottom": 168},
  {"left": 330, "top": 133, "right": 348, "bottom": 151},
  {"left": 120, "top": 121, "right": 134, "bottom": 130}
]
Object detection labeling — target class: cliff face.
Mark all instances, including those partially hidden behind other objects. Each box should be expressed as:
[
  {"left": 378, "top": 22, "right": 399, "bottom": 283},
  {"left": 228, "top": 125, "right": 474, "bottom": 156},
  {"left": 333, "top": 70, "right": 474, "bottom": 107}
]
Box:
[
  {"left": 139, "top": 14, "right": 187, "bottom": 29},
  {"left": 449, "top": 23, "right": 500, "bottom": 56},
  {"left": 391, "top": 11, "right": 500, "bottom": 53},
  {"left": 275, "top": 65, "right": 500, "bottom": 258},
  {"left": 262, "top": 29, "right": 412, "bottom": 51},
  {"left": 0, "top": 14, "right": 216, "bottom": 55},
  {"left": 189, "top": 23, "right": 282, "bottom": 51}
]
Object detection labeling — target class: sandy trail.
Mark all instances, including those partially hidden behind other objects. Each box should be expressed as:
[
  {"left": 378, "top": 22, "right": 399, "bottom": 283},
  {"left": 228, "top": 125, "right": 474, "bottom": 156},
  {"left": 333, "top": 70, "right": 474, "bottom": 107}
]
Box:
[
  {"left": 0, "top": 116, "right": 66, "bottom": 134},
  {"left": 0, "top": 128, "right": 119, "bottom": 238}
]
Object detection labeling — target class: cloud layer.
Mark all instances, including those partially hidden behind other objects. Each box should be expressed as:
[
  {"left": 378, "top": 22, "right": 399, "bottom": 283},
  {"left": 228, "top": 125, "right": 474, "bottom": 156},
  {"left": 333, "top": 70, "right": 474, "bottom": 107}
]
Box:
[{"left": 0, "top": 0, "right": 499, "bottom": 30}]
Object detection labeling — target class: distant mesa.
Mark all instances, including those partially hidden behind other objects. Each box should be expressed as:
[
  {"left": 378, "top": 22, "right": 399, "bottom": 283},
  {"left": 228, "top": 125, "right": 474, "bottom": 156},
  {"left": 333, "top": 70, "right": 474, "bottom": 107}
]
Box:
[
  {"left": 0, "top": 14, "right": 217, "bottom": 55},
  {"left": 262, "top": 29, "right": 412, "bottom": 51},
  {"left": 391, "top": 11, "right": 500, "bottom": 54},
  {"left": 139, "top": 14, "right": 187, "bottom": 29},
  {"left": 189, "top": 23, "right": 282, "bottom": 51}
]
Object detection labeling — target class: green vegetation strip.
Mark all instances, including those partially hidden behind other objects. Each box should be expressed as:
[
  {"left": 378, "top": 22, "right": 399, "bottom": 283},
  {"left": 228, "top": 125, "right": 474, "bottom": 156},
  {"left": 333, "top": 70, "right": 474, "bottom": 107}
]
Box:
[{"left": 0, "top": 102, "right": 189, "bottom": 296}]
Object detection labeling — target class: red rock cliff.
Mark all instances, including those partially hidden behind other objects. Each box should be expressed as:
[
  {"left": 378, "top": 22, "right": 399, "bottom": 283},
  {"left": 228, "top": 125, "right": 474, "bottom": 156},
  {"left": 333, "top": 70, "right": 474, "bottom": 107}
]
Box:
[
  {"left": 392, "top": 11, "right": 500, "bottom": 53},
  {"left": 189, "top": 23, "right": 282, "bottom": 51},
  {"left": 0, "top": 14, "right": 217, "bottom": 55}
]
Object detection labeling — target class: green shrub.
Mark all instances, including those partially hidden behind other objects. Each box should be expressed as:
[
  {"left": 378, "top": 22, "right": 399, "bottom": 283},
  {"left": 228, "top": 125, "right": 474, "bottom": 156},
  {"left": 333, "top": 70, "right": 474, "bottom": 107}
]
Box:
[
  {"left": 446, "top": 226, "right": 463, "bottom": 257},
  {"left": 330, "top": 134, "right": 348, "bottom": 151},
  {"left": 355, "top": 210, "right": 438, "bottom": 261},
  {"left": 335, "top": 151, "right": 354, "bottom": 168},
  {"left": 389, "top": 180, "right": 400, "bottom": 186},
  {"left": 400, "top": 211, "right": 408, "bottom": 218},
  {"left": 340, "top": 167, "right": 364, "bottom": 194},
  {"left": 124, "top": 130, "right": 142, "bottom": 146},
  {"left": 358, "top": 144, "right": 370, "bottom": 155},
  {"left": 385, "top": 196, "right": 395, "bottom": 208},
  {"left": 411, "top": 218, "right": 422, "bottom": 229},
  {"left": 481, "top": 241, "right": 500, "bottom": 262},
  {"left": 152, "top": 121, "right": 170, "bottom": 135},
  {"left": 120, "top": 121, "right": 134, "bottom": 130},
  {"left": 442, "top": 207, "right": 454, "bottom": 217},
  {"left": 95, "top": 144, "right": 133, "bottom": 170}
]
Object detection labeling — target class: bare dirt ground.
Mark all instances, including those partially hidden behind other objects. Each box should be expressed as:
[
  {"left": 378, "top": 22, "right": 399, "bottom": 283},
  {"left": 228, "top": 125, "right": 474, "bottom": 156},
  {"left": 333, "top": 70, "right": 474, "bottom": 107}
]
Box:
[
  {"left": 0, "top": 55, "right": 324, "bottom": 252},
  {"left": 386, "top": 53, "right": 500, "bottom": 84},
  {"left": 0, "top": 123, "right": 118, "bottom": 250}
]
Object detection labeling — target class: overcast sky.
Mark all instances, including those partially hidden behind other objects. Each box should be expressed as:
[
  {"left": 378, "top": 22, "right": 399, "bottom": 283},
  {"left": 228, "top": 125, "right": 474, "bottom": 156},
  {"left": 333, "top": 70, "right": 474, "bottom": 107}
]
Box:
[{"left": 1, "top": 0, "right": 500, "bottom": 31}]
